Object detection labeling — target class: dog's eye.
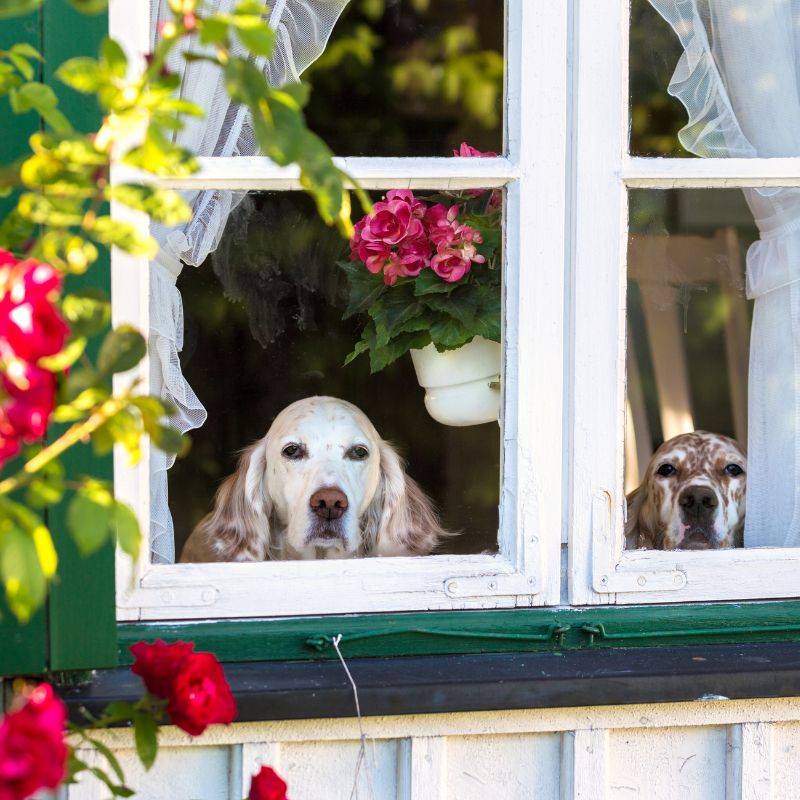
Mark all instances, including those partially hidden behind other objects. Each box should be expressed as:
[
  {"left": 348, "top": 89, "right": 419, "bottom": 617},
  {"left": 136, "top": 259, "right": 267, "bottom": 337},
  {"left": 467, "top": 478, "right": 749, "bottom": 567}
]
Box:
[
  {"left": 281, "top": 443, "right": 305, "bottom": 460},
  {"left": 724, "top": 463, "right": 744, "bottom": 477},
  {"left": 346, "top": 445, "right": 370, "bottom": 461},
  {"left": 656, "top": 464, "right": 676, "bottom": 477}
]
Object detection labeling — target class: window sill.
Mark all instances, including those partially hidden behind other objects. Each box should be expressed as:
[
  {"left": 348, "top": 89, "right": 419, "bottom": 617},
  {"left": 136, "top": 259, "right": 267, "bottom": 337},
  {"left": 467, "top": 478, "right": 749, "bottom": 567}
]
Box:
[{"left": 57, "top": 642, "right": 800, "bottom": 723}]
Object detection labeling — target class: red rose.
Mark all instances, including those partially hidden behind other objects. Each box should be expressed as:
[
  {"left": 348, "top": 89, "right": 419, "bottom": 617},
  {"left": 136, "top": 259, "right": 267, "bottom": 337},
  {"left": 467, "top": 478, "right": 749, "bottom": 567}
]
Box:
[
  {"left": 0, "top": 410, "right": 21, "bottom": 465},
  {"left": 248, "top": 766, "right": 288, "bottom": 800},
  {"left": 0, "top": 257, "right": 68, "bottom": 364},
  {"left": 0, "top": 684, "right": 67, "bottom": 800},
  {"left": 130, "top": 639, "right": 195, "bottom": 699},
  {"left": 166, "top": 652, "right": 237, "bottom": 736},
  {"left": 3, "top": 363, "right": 56, "bottom": 441}
]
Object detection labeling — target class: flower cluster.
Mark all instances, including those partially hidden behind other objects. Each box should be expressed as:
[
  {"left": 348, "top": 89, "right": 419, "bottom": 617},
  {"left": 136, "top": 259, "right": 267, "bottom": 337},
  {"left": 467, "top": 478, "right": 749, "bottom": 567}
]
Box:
[
  {"left": 130, "top": 640, "right": 237, "bottom": 736},
  {"left": 0, "top": 684, "right": 68, "bottom": 800},
  {"left": 349, "top": 189, "right": 486, "bottom": 287},
  {"left": 0, "top": 250, "right": 68, "bottom": 465}
]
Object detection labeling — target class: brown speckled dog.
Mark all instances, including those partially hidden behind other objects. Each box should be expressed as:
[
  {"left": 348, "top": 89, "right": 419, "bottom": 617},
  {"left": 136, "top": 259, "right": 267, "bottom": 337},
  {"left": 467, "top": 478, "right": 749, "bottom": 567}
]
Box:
[{"left": 625, "top": 431, "right": 746, "bottom": 550}]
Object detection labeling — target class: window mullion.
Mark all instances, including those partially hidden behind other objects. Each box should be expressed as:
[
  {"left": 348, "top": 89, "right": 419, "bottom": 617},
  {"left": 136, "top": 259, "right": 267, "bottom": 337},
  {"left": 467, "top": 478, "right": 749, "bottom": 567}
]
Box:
[{"left": 623, "top": 155, "right": 800, "bottom": 187}]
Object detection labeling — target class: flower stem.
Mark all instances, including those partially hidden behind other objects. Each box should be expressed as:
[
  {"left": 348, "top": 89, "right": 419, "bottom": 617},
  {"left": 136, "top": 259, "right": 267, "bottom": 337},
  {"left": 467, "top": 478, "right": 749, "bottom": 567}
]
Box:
[{"left": 0, "top": 395, "right": 128, "bottom": 497}]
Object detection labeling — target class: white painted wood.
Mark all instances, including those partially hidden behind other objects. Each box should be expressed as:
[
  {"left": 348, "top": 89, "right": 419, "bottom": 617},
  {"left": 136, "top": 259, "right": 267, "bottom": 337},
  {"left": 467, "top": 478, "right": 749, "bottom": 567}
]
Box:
[
  {"left": 111, "top": 0, "right": 563, "bottom": 622},
  {"left": 564, "top": 729, "right": 608, "bottom": 800},
  {"left": 770, "top": 723, "right": 800, "bottom": 800},
  {"left": 445, "top": 733, "right": 560, "bottom": 800},
  {"left": 608, "top": 725, "right": 727, "bottom": 800},
  {"left": 623, "top": 156, "right": 800, "bottom": 187},
  {"left": 728, "top": 723, "right": 774, "bottom": 800},
  {"left": 118, "top": 156, "right": 519, "bottom": 191},
  {"left": 568, "top": 0, "right": 629, "bottom": 606},
  {"left": 397, "top": 736, "right": 446, "bottom": 800},
  {"left": 240, "top": 742, "right": 282, "bottom": 798}
]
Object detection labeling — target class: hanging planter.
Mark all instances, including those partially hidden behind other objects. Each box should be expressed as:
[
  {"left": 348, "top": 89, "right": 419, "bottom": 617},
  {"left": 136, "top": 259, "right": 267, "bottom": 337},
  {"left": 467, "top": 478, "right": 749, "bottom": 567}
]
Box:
[
  {"left": 339, "top": 144, "right": 502, "bottom": 426},
  {"left": 410, "top": 335, "right": 501, "bottom": 426}
]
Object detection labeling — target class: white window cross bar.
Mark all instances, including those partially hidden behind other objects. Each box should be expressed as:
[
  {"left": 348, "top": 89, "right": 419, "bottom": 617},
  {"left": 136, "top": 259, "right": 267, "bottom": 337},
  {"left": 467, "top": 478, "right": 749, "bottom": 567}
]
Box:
[{"left": 623, "top": 156, "right": 800, "bottom": 188}]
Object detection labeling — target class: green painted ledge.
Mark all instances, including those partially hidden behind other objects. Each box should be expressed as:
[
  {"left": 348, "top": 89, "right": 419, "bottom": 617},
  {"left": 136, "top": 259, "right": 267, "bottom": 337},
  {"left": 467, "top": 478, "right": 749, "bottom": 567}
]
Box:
[{"left": 117, "top": 600, "right": 800, "bottom": 665}]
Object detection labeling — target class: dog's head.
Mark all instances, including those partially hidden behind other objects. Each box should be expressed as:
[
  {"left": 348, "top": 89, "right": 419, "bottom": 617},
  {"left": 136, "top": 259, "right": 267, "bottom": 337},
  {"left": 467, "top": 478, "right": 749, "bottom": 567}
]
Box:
[
  {"left": 625, "top": 430, "right": 746, "bottom": 550},
  {"left": 182, "top": 396, "right": 445, "bottom": 561}
]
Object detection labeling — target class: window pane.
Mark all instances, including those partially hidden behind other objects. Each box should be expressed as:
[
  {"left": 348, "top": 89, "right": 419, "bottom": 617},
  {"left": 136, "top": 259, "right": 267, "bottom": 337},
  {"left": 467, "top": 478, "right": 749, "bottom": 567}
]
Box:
[
  {"left": 629, "top": 0, "right": 689, "bottom": 157},
  {"left": 626, "top": 188, "right": 755, "bottom": 548},
  {"left": 303, "top": 0, "right": 504, "bottom": 156},
  {"left": 160, "top": 188, "right": 503, "bottom": 563}
]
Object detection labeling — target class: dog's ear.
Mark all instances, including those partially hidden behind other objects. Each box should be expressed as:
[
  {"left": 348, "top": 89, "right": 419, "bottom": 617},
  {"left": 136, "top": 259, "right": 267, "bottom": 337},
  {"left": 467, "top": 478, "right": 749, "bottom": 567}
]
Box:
[
  {"left": 624, "top": 484, "right": 648, "bottom": 549},
  {"left": 363, "top": 440, "right": 447, "bottom": 556},
  {"left": 180, "top": 439, "right": 272, "bottom": 562}
]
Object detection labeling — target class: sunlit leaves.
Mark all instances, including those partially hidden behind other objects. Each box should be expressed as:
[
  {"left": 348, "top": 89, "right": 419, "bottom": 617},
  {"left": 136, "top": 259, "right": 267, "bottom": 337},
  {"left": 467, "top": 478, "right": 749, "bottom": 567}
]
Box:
[
  {"left": 106, "top": 184, "right": 191, "bottom": 227},
  {"left": 97, "top": 325, "right": 146, "bottom": 375},
  {"left": 66, "top": 481, "right": 140, "bottom": 560},
  {"left": 62, "top": 289, "right": 111, "bottom": 338},
  {"left": 0, "top": 0, "right": 41, "bottom": 20},
  {"left": 9, "top": 81, "right": 71, "bottom": 133}
]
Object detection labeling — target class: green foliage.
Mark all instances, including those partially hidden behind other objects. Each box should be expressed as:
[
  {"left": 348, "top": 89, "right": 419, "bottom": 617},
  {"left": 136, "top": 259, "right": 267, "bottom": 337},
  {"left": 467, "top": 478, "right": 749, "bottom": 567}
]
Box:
[{"left": 133, "top": 712, "right": 159, "bottom": 771}]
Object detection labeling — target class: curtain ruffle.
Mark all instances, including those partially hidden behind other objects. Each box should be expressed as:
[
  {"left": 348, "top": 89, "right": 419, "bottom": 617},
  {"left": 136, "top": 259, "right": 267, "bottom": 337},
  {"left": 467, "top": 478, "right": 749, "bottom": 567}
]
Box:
[{"left": 147, "top": 0, "right": 350, "bottom": 563}]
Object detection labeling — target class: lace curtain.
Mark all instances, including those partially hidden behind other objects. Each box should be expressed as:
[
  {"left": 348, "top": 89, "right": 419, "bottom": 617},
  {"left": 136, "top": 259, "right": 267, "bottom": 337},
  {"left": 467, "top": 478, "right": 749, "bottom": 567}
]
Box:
[
  {"left": 148, "top": 0, "right": 349, "bottom": 563},
  {"left": 649, "top": 0, "right": 800, "bottom": 547}
]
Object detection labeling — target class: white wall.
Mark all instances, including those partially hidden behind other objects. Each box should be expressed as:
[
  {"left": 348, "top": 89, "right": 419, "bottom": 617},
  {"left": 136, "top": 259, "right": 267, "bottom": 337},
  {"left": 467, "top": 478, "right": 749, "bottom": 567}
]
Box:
[{"left": 64, "top": 698, "right": 800, "bottom": 799}]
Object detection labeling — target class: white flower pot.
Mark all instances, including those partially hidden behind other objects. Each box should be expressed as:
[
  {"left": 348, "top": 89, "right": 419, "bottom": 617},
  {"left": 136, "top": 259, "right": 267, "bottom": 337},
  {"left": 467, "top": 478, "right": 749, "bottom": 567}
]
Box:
[{"left": 410, "top": 336, "right": 502, "bottom": 426}]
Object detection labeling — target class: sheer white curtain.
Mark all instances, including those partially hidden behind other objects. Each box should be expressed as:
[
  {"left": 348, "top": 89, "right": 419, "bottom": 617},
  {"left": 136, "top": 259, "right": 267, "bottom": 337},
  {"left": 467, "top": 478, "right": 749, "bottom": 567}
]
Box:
[
  {"left": 649, "top": 0, "right": 800, "bottom": 547},
  {"left": 148, "top": 0, "right": 350, "bottom": 563}
]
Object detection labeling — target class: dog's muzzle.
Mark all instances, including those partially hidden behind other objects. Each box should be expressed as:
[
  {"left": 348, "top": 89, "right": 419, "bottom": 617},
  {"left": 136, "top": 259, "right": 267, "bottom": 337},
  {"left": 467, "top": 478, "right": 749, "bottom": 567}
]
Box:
[
  {"left": 305, "top": 486, "right": 350, "bottom": 548},
  {"left": 677, "top": 484, "right": 719, "bottom": 550}
]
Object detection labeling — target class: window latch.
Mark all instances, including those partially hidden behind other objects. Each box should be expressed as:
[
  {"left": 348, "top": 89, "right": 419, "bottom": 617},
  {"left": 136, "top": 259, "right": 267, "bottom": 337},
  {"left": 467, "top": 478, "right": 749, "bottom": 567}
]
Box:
[
  {"left": 443, "top": 573, "right": 538, "bottom": 598},
  {"left": 117, "top": 585, "right": 219, "bottom": 609}
]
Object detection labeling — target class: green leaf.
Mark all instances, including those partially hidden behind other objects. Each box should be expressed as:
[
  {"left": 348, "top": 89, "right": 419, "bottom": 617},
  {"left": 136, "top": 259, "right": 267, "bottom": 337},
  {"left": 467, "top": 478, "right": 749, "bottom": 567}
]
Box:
[
  {"left": 343, "top": 339, "right": 368, "bottom": 366},
  {"left": 98, "top": 325, "right": 146, "bottom": 374},
  {"left": 9, "top": 81, "right": 58, "bottom": 113},
  {"left": 89, "top": 216, "right": 158, "bottom": 257},
  {"left": 421, "top": 288, "right": 478, "bottom": 328},
  {"left": 369, "top": 292, "right": 424, "bottom": 348},
  {"left": 7, "top": 52, "right": 33, "bottom": 80},
  {"left": 68, "top": 0, "right": 108, "bottom": 11},
  {"left": 66, "top": 482, "right": 114, "bottom": 556},
  {"left": 232, "top": 16, "right": 275, "bottom": 57},
  {"left": 429, "top": 316, "right": 474, "bottom": 350},
  {"left": 198, "top": 17, "right": 229, "bottom": 46},
  {"left": 368, "top": 330, "right": 430, "bottom": 373},
  {"left": 61, "top": 368, "right": 102, "bottom": 404},
  {"left": 149, "top": 424, "right": 185, "bottom": 455},
  {"left": 37, "top": 336, "right": 87, "bottom": 372},
  {"left": 10, "top": 43, "right": 42, "bottom": 62},
  {"left": 112, "top": 501, "right": 140, "bottom": 560},
  {"left": 106, "top": 184, "right": 191, "bottom": 226},
  {"left": 62, "top": 289, "right": 111, "bottom": 337},
  {"left": 100, "top": 37, "right": 127, "bottom": 79},
  {"left": 87, "top": 738, "right": 126, "bottom": 785},
  {"left": 133, "top": 713, "right": 159, "bottom": 771},
  {"left": 26, "top": 459, "right": 65, "bottom": 508},
  {"left": 340, "top": 261, "right": 386, "bottom": 319},
  {"left": 0, "top": 526, "right": 45, "bottom": 623},
  {"left": 0, "top": 0, "right": 41, "bottom": 19},
  {"left": 414, "top": 268, "right": 455, "bottom": 296},
  {"left": 56, "top": 56, "right": 108, "bottom": 94}
]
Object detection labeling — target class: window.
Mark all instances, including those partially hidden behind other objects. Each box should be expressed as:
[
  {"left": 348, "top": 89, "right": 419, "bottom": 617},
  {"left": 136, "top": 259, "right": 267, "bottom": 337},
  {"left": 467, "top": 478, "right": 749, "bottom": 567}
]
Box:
[
  {"left": 111, "top": 1, "right": 566, "bottom": 621},
  {"left": 569, "top": 0, "right": 800, "bottom": 604},
  {"left": 109, "top": 0, "right": 800, "bottom": 627}
]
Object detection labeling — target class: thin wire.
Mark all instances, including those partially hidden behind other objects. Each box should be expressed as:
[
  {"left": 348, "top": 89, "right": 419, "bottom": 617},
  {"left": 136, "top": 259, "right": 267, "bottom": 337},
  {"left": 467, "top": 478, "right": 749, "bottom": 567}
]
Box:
[{"left": 332, "top": 634, "right": 376, "bottom": 800}]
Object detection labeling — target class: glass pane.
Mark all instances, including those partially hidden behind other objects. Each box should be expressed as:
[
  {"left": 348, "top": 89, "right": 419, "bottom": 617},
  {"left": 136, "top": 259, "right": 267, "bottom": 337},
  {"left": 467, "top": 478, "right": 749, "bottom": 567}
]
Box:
[
  {"left": 629, "top": 0, "right": 690, "bottom": 157},
  {"left": 626, "top": 188, "right": 755, "bottom": 549},
  {"left": 160, "top": 187, "right": 503, "bottom": 563},
  {"left": 303, "top": 0, "right": 504, "bottom": 156}
]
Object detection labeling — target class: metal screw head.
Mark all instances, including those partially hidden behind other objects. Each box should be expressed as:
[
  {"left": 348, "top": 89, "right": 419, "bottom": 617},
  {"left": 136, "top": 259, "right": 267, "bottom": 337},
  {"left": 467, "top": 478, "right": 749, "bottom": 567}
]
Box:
[
  {"left": 600, "top": 575, "right": 608, "bottom": 585},
  {"left": 446, "top": 580, "right": 459, "bottom": 593},
  {"left": 674, "top": 573, "right": 684, "bottom": 585},
  {"left": 637, "top": 575, "right": 646, "bottom": 587},
  {"left": 488, "top": 581, "right": 497, "bottom": 590}
]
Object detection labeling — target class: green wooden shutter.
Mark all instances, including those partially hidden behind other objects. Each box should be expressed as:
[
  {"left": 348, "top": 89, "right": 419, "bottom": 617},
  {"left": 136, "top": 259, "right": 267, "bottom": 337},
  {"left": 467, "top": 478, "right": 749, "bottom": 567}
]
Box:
[
  {"left": 0, "top": 1, "right": 116, "bottom": 676},
  {"left": 44, "top": 0, "right": 117, "bottom": 672},
  {"left": 0, "top": 9, "right": 47, "bottom": 677}
]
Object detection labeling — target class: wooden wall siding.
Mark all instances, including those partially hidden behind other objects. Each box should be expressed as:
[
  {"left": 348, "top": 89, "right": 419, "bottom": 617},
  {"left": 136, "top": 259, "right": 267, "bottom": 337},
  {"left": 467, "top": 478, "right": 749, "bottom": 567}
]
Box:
[{"left": 62, "top": 699, "right": 800, "bottom": 800}]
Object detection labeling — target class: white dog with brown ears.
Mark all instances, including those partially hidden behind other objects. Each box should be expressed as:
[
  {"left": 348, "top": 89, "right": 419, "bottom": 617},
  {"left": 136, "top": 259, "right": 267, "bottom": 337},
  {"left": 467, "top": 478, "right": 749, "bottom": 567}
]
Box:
[
  {"left": 625, "top": 430, "right": 747, "bottom": 551},
  {"left": 180, "top": 396, "right": 447, "bottom": 562}
]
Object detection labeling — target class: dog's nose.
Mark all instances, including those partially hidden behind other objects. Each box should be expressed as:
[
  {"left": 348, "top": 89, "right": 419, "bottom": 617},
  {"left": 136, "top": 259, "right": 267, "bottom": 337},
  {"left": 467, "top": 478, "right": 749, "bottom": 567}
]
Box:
[
  {"left": 679, "top": 485, "right": 718, "bottom": 519},
  {"left": 309, "top": 487, "right": 348, "bottom": 520}
]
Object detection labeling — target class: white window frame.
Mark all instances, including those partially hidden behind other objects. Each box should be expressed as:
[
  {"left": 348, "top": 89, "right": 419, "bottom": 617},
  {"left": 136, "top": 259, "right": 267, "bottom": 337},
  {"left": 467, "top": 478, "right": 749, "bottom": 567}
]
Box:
[
  {"left": 110, "top": 1, "right": 566, "bottom": 621},
  {"left": 568, "top": 2, "right": 800, "bottom": 605}
]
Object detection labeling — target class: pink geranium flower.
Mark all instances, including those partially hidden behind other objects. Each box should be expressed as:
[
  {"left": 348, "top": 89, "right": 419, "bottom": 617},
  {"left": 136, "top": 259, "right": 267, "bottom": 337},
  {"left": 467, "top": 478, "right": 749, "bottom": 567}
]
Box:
[
  {"left": 453, "top": 142, "right": 497, "bottom": 158},
  {"left": 431, "top": 249, "right": 472, "bottom": 283},
  {"left": 361, "top": 197, "right": 424, "bottom": 246}
]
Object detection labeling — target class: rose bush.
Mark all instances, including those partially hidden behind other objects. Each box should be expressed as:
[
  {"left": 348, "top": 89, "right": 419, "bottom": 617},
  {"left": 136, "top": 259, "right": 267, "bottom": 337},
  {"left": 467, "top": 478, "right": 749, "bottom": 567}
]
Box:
[
  {"left": 341, "top": 143, "right": 501, "bottom": 372},
  {"left": 0, "top": 684, "right": 67, "bottom": 800}
]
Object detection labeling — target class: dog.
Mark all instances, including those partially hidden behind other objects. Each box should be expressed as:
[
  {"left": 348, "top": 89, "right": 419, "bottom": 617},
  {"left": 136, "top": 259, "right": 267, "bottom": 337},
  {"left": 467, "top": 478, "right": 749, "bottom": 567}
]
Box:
[
  {"left": 180, "top": 396, "right": 447, "bottom": 562},
  {"left": 625, "top": 431, "right": 746, "bottom": 550}
]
